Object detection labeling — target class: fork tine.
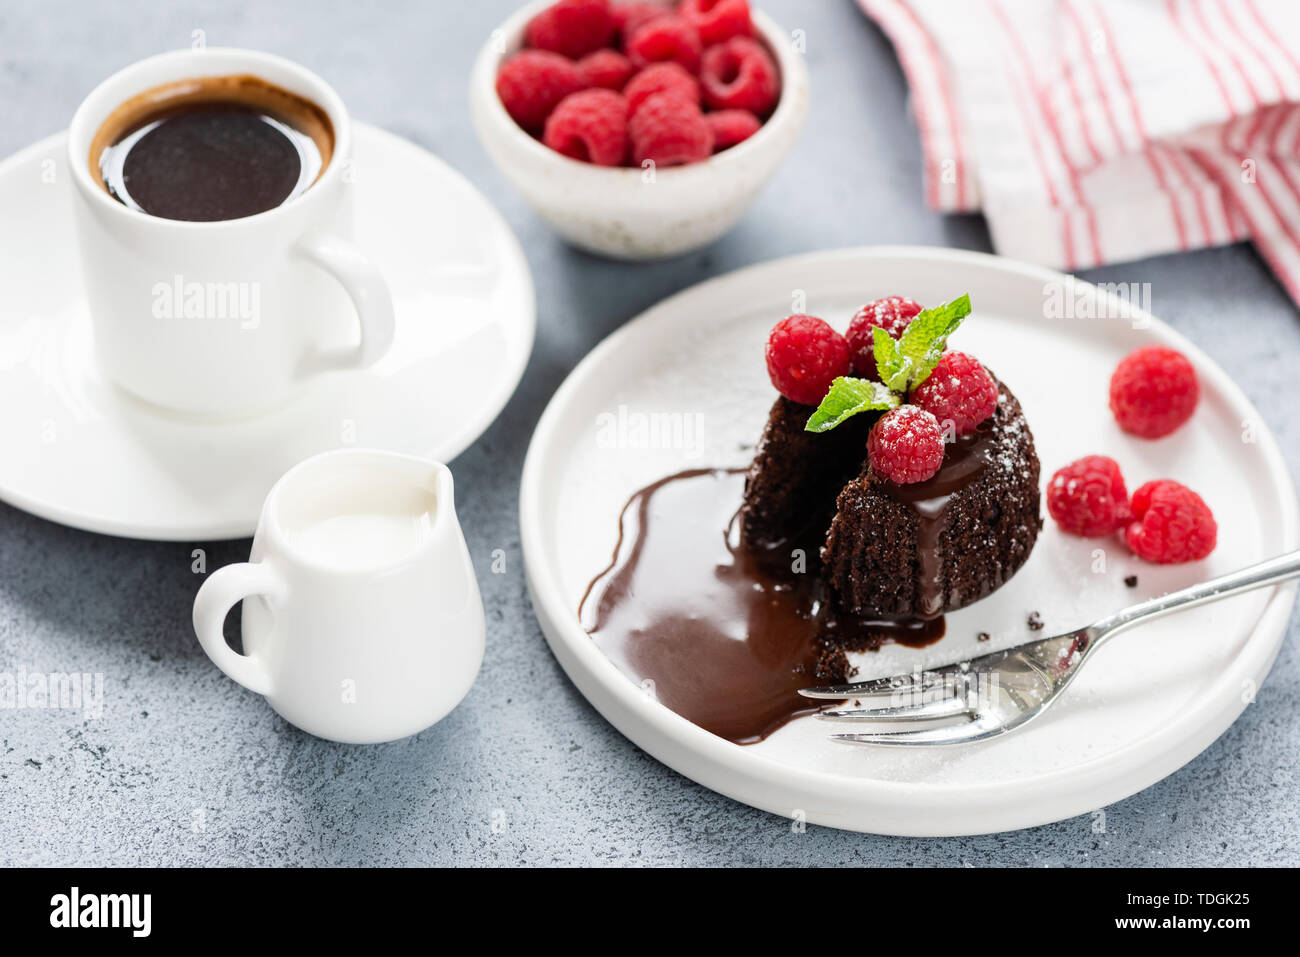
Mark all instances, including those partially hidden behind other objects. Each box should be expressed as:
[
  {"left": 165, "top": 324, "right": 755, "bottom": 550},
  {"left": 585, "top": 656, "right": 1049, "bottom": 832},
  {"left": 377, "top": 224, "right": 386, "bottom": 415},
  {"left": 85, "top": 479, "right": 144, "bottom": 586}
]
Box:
[
  {"left": 798, "top": 663, "right": 972, "bottom": 700},
  {"left": 816, "top": 695, "right": 972, "bottom": 722},
  {"left": 831, "top": 719, "right": 999, "bottom": 747}
]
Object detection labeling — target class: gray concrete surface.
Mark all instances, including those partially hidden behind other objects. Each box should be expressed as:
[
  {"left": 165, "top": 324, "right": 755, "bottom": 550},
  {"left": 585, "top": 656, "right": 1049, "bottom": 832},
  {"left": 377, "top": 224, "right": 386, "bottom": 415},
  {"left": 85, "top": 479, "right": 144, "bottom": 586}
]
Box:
[{"left": 0, "top": 0, "right": 1296, "bottom": 866}]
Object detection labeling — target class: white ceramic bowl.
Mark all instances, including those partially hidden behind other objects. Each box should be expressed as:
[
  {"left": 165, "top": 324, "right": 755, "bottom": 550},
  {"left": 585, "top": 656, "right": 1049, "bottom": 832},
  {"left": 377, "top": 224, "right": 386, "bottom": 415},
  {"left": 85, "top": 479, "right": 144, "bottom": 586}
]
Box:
[{"left": 469, "top": 1, "right": 810, "bottom": 260}]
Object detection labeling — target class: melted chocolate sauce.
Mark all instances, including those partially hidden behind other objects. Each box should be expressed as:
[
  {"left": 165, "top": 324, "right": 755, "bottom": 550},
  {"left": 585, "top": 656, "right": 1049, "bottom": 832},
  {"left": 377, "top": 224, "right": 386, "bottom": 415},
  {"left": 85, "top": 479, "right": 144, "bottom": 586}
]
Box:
[
  {"left": 880, "top": 421, "right": 999, "bottom": 618},
  {"left": 580, "top": 468, "right": 944, "bottom": 745}
]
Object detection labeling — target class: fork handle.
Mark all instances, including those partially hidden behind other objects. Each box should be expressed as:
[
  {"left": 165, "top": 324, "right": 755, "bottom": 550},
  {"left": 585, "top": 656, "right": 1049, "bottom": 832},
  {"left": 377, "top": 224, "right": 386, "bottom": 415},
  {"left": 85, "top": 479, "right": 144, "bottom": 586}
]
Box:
[{"left": 1092, "top": 548, "right": 1300, "bottom": 643}]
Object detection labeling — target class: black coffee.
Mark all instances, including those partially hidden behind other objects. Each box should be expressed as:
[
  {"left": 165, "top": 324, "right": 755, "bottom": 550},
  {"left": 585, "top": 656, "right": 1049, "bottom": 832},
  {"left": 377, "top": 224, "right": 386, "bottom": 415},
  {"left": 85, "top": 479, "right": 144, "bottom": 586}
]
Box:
[{"left": 90, "top": 75, "right": 333, "bottom": 222}]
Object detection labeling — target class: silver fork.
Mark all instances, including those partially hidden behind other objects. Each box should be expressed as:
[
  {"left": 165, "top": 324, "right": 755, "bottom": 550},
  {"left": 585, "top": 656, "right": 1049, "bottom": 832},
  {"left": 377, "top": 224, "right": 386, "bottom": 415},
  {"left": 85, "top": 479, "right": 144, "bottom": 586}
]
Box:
[{"left": 799, "top": 549, "right": 1300, "bottom": 747}]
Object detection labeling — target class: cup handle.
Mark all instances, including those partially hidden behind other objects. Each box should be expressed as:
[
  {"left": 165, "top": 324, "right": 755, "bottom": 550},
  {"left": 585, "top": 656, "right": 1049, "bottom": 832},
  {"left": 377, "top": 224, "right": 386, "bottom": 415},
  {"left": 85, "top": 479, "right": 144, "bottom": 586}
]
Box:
[
  {"left": 294, "top": 231, "right": 396, "bottom": 374},
  {"left": 192, "top": 562, "right": 284, "bottom": 697}
]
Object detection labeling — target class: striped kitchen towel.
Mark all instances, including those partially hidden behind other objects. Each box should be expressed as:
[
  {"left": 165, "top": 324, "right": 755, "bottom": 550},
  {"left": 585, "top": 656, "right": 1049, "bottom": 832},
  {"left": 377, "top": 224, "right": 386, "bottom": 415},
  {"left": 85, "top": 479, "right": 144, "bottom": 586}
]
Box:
[{"left": 859, "top": 0, "right": 1300, "bottom": 303}]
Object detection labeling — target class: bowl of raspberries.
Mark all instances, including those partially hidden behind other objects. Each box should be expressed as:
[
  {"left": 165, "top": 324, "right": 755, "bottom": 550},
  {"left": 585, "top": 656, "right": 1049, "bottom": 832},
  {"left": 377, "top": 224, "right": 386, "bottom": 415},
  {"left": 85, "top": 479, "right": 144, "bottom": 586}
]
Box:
[{"left": 470, "top": 0, "right": 809, "bottom": 260}]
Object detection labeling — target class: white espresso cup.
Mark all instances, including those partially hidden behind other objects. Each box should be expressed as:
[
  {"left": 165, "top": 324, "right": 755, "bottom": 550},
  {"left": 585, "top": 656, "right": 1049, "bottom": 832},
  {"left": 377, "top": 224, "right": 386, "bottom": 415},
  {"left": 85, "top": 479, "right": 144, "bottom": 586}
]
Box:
[
  {"left": 192, "top": 449, "right": 485, "bottom": 743},
  {"left": 67, "top": 48, "right": 395, "bottom": 417}
]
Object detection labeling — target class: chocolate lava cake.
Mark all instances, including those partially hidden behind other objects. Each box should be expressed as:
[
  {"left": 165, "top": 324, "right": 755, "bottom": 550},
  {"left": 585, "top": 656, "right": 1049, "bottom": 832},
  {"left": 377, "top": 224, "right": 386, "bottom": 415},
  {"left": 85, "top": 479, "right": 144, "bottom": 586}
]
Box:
[
  {"left": 741, "top": 376, "right": 1042, "bottom": 623},
  {"left": 578, "top": 294, "right": 1046, "bottom": 742}
]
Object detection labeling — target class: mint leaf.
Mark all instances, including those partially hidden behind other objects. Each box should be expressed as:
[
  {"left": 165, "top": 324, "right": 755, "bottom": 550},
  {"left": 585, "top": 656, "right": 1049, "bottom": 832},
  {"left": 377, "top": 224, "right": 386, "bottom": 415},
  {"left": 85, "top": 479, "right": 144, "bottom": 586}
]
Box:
[
  {"left": 896, "top": 293, "right": 972, "bottom": 388},
  {"left": 805, "top": 376, "right": 901, "bottom": 432},
  {"left": 872, "top": 327, "right": 918, "bottom": 392},
  {"left": 871, "top": 326, "right": 913, "bottom": 392}
]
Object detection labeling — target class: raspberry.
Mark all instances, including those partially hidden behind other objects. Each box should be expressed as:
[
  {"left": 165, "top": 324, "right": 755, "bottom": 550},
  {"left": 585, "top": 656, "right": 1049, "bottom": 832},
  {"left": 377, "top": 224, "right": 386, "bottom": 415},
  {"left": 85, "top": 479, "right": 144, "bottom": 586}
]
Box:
[
  {"left": 613, "top": 1, "right": 673, "bottom": 38},
  {"left": 700, "top": 36, "right": 780, "bottom": 114},
  {"left": 845, "top": 296, "right": 922, "bottom": 378},
  {"left": 624, "top": 62, "right": 700, "bottom": 114},
  {"left": 625, "top": 16, "right": 704, "bottom": 73},
  {"left": 680, "top": 0, "right": 754, "bottom": 44},
  {"left": 577, "top": 49, "right": 635, "bottom": 90},
  {"left": 910, "top": 351, "right": 998, "bottom": 436},
  {"left": 706, "top": 109, "right": 761, "bottom": 150},
  {"left": 525, "top": 0, "right": 617, "bottom": 60},
  {"left": 868, "top": 405, "right": 945, "bottom": 484},
  {"left": 628, "top": 92, "right": 713, "bottom": 166},
  {"left": 1046, "top": 455, "right": 1130, "bottom": 537},
  {"left": 1124, "top": 480, "right": 1217, "bottom": 563},
  {"left": 496, "top": 50, "right": 588, "bottom": 131},
  {"left": 1109, "top": 346, "right": 1199, "bottom": 439},
  {"left": 764, "top": 315, "right": 851, "bottom": 406},
  {"left": 543, "top": 90, "right": 629, "bottom": 166}
]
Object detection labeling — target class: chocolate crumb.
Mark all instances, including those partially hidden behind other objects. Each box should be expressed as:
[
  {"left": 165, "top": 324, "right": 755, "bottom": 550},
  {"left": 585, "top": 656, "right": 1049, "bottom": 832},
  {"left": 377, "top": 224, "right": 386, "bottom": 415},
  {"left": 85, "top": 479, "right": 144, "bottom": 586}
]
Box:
[
  {"left": 814, "top": 643, "right": 850, "bottom": 683},
  {"left": 977, "top": 631, "right": 991, "bottom": 642},
  {"left": 1124, "top": 574, "right": 1138, "bottom": 587},
  {"left": 1027, "top": 611, "right": 1044, "bottom": 631}
]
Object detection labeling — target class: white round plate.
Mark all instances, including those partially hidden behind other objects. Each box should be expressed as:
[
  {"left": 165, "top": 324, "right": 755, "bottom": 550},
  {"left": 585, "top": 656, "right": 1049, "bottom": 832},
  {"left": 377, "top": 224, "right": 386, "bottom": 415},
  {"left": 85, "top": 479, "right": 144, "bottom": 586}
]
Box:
[
  {"left": 0, "top": 124, "right": 534, "bottom": 540},
  {"left": 521, "top": 246, "right": 1298, "bottom": 836}
]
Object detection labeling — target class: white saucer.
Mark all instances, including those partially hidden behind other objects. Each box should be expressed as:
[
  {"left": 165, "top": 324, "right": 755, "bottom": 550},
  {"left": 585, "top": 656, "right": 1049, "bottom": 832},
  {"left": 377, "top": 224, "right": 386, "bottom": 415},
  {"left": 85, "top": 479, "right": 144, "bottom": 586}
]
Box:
[
  {"left": 520, "top": 246, "right": 1299, "bottom": 836},
  {"left": 0, "top": 124, "right": 534, "bottom": 540}
]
